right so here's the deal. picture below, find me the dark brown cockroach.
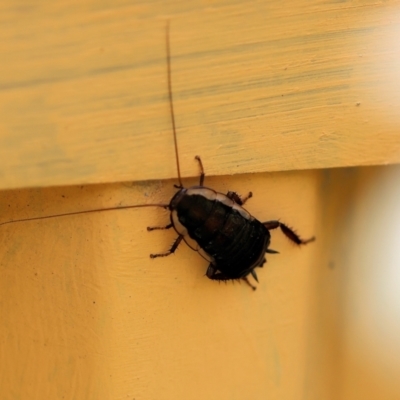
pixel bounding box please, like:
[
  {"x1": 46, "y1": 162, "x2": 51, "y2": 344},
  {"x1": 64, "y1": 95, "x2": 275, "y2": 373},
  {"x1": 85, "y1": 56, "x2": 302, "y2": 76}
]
[{"x1": 0, "y1": 23, "x2": 314, "y2": 290}]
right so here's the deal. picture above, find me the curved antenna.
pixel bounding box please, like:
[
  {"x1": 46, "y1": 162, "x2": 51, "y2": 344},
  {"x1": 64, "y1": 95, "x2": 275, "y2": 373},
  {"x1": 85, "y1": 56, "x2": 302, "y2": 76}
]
[
  {"x1": 166, "y1": 21, "x2": 183, "y2": 188},
  {"x1": 0, "y1": 203, "x2": 169, "y2": 227}
]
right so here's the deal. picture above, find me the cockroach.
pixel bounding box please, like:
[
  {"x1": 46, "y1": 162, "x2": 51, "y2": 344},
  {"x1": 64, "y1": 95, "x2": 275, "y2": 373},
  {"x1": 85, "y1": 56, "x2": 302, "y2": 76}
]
[{"x1": 0, "y1": 22, "x2": 314, "y2": 290}]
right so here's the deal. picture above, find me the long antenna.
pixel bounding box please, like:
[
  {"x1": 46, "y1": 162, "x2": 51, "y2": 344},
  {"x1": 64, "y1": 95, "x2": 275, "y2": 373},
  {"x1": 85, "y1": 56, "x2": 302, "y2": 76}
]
[
  {"x1": 166, "y1": 21, "x2": 183, "y2": 188},
  {"x1": 1, "y1": 25, "x2": 177, "y2": 228},
  {"x1": 0, "y1": 203, "x2": 169, "y2": 227}
]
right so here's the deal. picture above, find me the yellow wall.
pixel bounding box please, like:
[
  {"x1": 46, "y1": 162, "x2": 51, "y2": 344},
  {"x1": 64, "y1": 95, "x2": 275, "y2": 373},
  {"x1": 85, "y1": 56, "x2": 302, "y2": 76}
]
[
  {"x1": 1, "y1": 1, "x2": 400, "y2": 399},
  {"x1": 1, "y1": 171, "x2": 318, "y2": 399}
]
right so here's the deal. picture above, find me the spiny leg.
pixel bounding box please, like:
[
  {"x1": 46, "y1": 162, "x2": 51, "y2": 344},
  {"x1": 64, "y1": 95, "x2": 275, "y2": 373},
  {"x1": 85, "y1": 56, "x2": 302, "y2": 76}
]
[
  {"x1": 194, "y1": 155, "x2": 205, "y2": 186},
  {"x1": 241, "y1": 269, "x2": 259, "y2": 291},
  {"x1": 150, "y1": 235, "x2": 183, "y2": 258},
  {"x1": 227, "y1": 191, "x2": 253, "y2": 206},
  {"x1": 263, "y1": 220, "x2": 315, "y2": 245},
  {"x1": 240, "y1": 191, "x2": 253, "y2": 205},
  {"x1": 147, "y1": 223, "x2": 173, "y2": 231},
  {"x1": 242, "y1": 276, "x2": 257, "y2": 291}
]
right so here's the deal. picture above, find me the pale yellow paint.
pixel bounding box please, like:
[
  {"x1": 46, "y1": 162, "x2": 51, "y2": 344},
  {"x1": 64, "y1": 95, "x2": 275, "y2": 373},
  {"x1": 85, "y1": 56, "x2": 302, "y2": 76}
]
[
  {"x1": 0, "y1": 0, "x2": 400, "y2": 189},
  {"x1": 4, "y1": 167, "x2": 400, "y2": 400},
  {"x1": 1, "y1": 171, "x2": 319, "y2": 400},
  {"x1": 1, "y1": 1, "x2": 400, "y2": 399}
]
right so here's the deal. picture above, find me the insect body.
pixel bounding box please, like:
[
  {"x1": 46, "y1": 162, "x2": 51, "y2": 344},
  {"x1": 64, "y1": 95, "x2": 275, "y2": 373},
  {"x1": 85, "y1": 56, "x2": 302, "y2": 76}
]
[
  {"x1": 167, "y1": 185, "x2": 272, "y2": 287},
  {"x1": 144, "y1": 23, "x2": 315, "y2": 290},
  {"x1": 148, "y1": 154, "x2": 314, "y2": 290},
  {"x1": 0, "y1": 22, "x2": 314, "y2": 290}
]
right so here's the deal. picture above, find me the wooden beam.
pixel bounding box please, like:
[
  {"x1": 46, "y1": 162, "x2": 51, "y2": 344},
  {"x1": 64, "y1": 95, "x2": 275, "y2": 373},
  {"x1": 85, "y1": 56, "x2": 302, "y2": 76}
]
[{"x1": 0, "y1": 1, "x2": 399, "y2": 189}]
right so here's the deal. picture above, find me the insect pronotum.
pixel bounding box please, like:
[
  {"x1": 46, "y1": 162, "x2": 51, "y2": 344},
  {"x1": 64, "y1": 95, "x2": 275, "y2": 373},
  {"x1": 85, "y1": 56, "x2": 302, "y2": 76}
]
[{"x1": 0, "y1": 22, "x2": 314, "y2": 290}]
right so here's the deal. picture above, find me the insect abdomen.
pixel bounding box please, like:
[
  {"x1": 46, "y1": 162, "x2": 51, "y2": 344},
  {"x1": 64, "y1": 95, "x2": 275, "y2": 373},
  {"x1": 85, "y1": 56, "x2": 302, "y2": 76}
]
[
  {"x1": 171, "y1": 187, "x2": 270, "y2": 279},
  {"x1": 205, "y1": 214, "x2": 268, "y2": 278}
]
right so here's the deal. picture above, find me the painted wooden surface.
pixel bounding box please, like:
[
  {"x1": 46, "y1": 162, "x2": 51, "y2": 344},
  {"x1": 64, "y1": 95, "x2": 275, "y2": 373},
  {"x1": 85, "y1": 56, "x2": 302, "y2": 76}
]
[
  {"x1": 4, "y1": 167, "x2": 400, "y2": 400},
  {"x1": 1, "y1": 1, "x2": 400, "y2": 399},
  {"x1": 0, "y1": 0, "x2": 400, "y2": 190},
  {"x1": 1, "y1": 171, "x2": 319, "y2": 400}
]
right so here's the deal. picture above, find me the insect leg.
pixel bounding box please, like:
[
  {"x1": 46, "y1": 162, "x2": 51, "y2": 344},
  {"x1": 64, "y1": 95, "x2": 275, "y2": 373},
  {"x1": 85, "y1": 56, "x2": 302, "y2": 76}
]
[
  {"x1": 194, "y1": 155, "x2": 205, "y2": 186},
  {"x1": 240, "y1": 191, "x2": 253, "y2": 204},
  {"x1": 150, "y1": 235, "x2": 183, "y2": 258},
  {"x1": 263, "y1": 220, "x2": 315, "y2": 245},
  {"x1": 242, "y1": 276, "x2": 257, "y2": 291},
  {"x1": 226, "y1": 191, "x2": 253, "y2": 205},
  {"x1": 147, "y1": 223, "x2": 173, "y2": 231}
]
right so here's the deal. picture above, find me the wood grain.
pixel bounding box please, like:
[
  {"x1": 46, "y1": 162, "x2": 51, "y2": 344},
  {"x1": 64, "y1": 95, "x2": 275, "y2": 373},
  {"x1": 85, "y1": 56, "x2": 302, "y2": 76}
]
[{"x1": 0, "y1": 0, "x2": 400, "y2": 190}]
